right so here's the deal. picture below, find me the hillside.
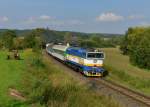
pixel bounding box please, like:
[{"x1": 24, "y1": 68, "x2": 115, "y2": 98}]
[{"x1": 0, "y1": 29, "x2": 123, "y2": 43}]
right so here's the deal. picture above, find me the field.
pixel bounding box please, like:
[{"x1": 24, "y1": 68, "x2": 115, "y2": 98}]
[
  {"x1": 102, "y1": 48, "x2": 150, "y2": 95},
  {"x1": 0, "y1": 49, "x2": 33, "y2": 106},
  {"x1": 0, "y1": 50, "x2": 120, "y2": 107}
]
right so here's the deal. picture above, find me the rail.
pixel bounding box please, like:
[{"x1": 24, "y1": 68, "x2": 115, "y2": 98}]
[
  {"x1": 95, "y1": 78, "x2": 150, "y2": 107},
  {"x1": 45, "y1": 51, "x2": 150, "y2": 107}
]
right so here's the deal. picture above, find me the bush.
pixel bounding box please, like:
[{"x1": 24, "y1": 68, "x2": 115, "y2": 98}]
[{"x1": 120, "y1": 27, "x2": 150, "y2": 69}]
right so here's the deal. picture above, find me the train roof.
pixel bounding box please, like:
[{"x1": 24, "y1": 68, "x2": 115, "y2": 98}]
[
  {"x1": 52, "y1": 45, "x2": 69, "y2": 51},
  {"x1": 67, "y1": 47, "x2": 103, "y2": 53},
  {"x1": 66, "y1": 47, "x2": 103, "y2": 58},
  {"x1": 67, "y1": 47, "x2": 86, "y2": 52}
]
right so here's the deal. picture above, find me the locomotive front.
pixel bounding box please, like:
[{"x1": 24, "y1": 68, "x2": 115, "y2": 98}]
[
  {"x1": 83, "y1": 52, "x2": 105, "y2": 76},
  {"x1": 66, "y1": 48, "x2": 105, "y2": 77}
]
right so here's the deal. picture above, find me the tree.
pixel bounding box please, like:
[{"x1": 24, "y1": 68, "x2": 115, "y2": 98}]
[
  {"x1": 120, "y1": 27, "x2": 150, "y2": 69},
  {"x1": 23, "y1": 32, "x2": 36, "y2": 48},
  {"x1": 23, "y1": 29, "x2": 44, "y2": 54},
  {"x1": 13, "y1": 37, "x2": 24, "y2": 50},
  {"x1": 64, "y1": 32, "x2": 72, "y2": 44},
  {"x1": 0, "y1": 39, "x2": 3, "y2": 49},
  {"x1": 80, "y1": 40, "x2": 97, "y2": 48},
  {"x1": 120, "y1": 34, "x2": 129, "y2": 54},
  {"x1": 2, "y1": 30, "x2": 17, "y2": 50}
]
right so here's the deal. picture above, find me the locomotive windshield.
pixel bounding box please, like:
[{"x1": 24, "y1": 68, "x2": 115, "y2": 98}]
[{"x1": 87, "y1": 53, "x2": 104, "y2": 59}]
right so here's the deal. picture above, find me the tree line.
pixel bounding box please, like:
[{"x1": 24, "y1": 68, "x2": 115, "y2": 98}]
[
  {"x1": 64, "y1": 32, "x2": 121, "y2": 48},
  {"x1": 0, "y1": 29, "x2": 45, "y2": 52},
  {"x1": 120, "y1": 27, "x2": 150, "y2": 69},
  {"x1": 0, "y1": 28, "x2": 121, "y2": 51}
]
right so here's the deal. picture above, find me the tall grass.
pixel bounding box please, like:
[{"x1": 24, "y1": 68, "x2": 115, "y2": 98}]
[
  {"x1": 105, "y1": 65, "x2": 150, "y2": 95},
  {"x1": 102, "y1": 48, "x2": 150, "y2": 95},
  {"x1": 17, "y1": 54, "x2": 121, "y2": 107}
]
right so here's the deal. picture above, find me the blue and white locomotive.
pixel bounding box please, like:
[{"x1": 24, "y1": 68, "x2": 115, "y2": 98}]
[{"x1": 46, "y1": 43, "x2": 105, "y2": 77}]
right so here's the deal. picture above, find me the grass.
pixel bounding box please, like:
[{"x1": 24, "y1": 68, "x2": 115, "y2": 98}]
[
  {"x1": 36, "y1": 55, "x2": 121, "y2": 107},
  {"x1": 19, "y1": 53, "x2": 121, "y2": 107},
  {"x1": 0, "y1": 49, "x2": 33, "y2": 106},
  {"x1": 102, "y1": 48, "x2": 150, "y2": 95},
  {"x1": 0, "y1": 49, "x2": 121, "y2": 107},
  {"x1": 1, "y1": 48, "x2": 149, "y2": 106}
]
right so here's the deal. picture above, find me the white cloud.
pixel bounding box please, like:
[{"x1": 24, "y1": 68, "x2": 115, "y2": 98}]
[
  {"x1": 25, "y1": 17, "x2": 36, "y2": 24},
  {"x1": 128, "y1": 15, "x2": 145, "y2": 20},
  {"x1": 0, "y1": 16, "x2": 9, "y2": 22},
  {"x1": 96, "y1": 12, "x2": 124, "y2": 22},
  {"x1": 39, "y1": 15, "x2": 52, "y2": 20},
  {"x1": 24, "y1": 15, "x2": 53, "y2": 24},
  {"x1": 24, "y1": 15, "x2": 83, "y2": 27}
]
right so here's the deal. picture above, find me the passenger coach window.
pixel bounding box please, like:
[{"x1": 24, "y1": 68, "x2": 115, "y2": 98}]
[{"x1": 87, "y1": 53, "x2": 104, "y2": 59}]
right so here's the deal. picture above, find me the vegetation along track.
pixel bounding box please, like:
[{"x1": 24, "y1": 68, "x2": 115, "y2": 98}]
[
  {"x1": 45, "y1": 51, "x2": 150, "y2": 107},
  {"x1": 94, "y1": 78, "x2": 150, "y2": 107}
]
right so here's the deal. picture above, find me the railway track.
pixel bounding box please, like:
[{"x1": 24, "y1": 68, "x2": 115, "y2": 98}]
[
  {"x1": 45, "y1": 51, "x2": 150, "y2": 107},
  {"x1": 94, "y1": 78, "x2": 150, "y2": 107}
]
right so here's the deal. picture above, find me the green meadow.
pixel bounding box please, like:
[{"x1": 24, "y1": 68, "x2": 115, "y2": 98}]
[{"x1": 0, "y1": 49, "x2": 33, "y2": 106}]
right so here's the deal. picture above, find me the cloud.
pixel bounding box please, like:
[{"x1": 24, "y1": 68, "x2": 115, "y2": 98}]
[
  {"x1": 39, "y1": 15, "x2": 52, "y2": 20},
  {"x1": 24, "y1": 17, "x2": 36, "y2": 24},
  {"x1": 24, "y1": 15, "x2": 54, "y2": 24},
  {"x1": 24, "y1": 15, "x2": 83, "y2": 27},
  {"x1": 128, "y1": 15, "x2": 145, "y2": 20},
  {"x1": 96, "y1": 12, "x2": 124, "y2": 22},
  {"x1": 0, "y1": 16, "x2": 9, "y2": 22}
]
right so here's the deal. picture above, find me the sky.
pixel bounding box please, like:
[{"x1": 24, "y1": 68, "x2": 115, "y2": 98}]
[{"x1": 0, "y1": 0, "x2": 150, "y2": 34}]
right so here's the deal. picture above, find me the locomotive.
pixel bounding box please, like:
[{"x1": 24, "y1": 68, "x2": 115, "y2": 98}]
[{"x1": 46, "y1": 43, "x2": 105, "y2": 77}]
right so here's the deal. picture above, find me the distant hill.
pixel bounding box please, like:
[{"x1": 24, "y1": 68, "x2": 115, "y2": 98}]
[{"x1": 0, "y1": 29, "x2": 123, "y2": 42}]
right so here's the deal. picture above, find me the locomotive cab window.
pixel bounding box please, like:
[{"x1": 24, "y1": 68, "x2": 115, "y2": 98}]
[{"x1": 87, "y1": 53, "x2": 104, "y2": 59}]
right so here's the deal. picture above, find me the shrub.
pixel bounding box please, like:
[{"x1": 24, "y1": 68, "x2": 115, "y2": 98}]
[{"x1": 120, "y1": 27, "x2": 150, "y2": 69}]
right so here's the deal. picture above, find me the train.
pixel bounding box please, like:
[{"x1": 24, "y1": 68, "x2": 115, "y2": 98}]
[{"x1": 46, "y1": 43, "x2": 105, "y2": 77}]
